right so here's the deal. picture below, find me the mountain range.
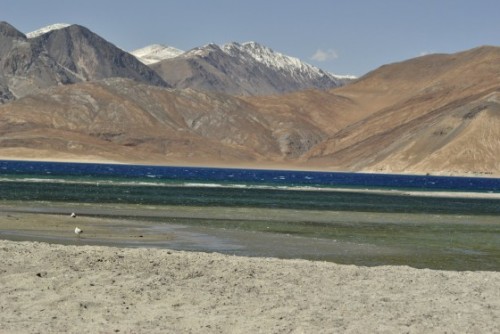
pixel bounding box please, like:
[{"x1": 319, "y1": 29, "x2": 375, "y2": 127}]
[
  {"x1": 0, "y1": 22, "x2": 350, "y2": 102},
  {"x1": 145, "y1": 41, "x2": 351, "y2": 95},
  {"x1": 0, "y1": 21, "x2": 498, "y2": 176}
]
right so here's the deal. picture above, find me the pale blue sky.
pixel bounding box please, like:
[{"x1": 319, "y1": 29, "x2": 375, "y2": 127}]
[{"x1": 3, "y1": 0, "x2": 500, "y2": 76}]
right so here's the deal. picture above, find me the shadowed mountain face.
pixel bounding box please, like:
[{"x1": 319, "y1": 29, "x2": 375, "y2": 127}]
[
  {"x1": 30, "y1": 25, "x2": 167, "y2": 85},
  {"x1": 0, "y1": 22, "x2": 167, "y2": 102},
  {"x1": 0, "y1": 21, "x2": 73, "y2": 101}
]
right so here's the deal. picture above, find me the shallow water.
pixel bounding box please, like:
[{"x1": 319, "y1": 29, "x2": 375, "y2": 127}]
[
  {"x1": 136, "y1": 209, "x2": 500, "y2": 271},
  {"x1": 1, "y1": 202, "x2": 498, "y2": 271}
]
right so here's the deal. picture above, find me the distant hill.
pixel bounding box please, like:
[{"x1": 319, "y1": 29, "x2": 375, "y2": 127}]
[
  {"x1": 304, "y1": 46, "x2": 500, "y2": 175},
  {"x1": 0, "y1": 78, "x2": 346, "y2": 165}
]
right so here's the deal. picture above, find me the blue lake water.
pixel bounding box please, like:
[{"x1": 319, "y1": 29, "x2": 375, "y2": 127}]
[{"x1": 1, "y1": 160, "x2": 499, "y2": 192}]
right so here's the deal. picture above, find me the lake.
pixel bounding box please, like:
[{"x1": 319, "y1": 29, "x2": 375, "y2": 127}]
[{"x1": 0, "y1": 160, "x2": 499, "y2": 271}]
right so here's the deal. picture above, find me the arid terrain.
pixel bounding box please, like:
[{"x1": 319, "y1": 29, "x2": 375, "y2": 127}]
[{"x1": 1, "y1": 20, "x2": 499, "y2": 175}]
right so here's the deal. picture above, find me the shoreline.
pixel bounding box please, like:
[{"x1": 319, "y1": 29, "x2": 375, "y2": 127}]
[
  {"x1": 1, "y1": 157, "x2": 499, "y2": 178},
  {"x1": 1, "y1": 195, "x2": 499, "y2": 331},
  {"x1": 1, "y1": 201, "x2": 499, "y2": 271},
  {"x1": 1, "y1": 239, "x2": 499, "y2": 333}
]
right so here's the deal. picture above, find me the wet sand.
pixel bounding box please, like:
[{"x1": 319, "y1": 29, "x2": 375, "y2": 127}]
[
  {"x1": 0, "y1": 201, "x2": 401, "y2": 259},
  {"x1": 1, "y1": 200, "x2": 499, "y2": 269}
]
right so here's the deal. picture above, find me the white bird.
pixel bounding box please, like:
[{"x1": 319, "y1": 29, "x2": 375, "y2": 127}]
[
  {"x1": 70, "y1": 212, "x2": 77, "y2": 218},
  {"x1": 74, "y1": 227, "x2": 83, "y2": 236}
]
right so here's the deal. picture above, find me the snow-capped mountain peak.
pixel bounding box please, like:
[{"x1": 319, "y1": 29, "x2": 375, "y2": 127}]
[
  {"x1": 26, "y1": 23, "x2": 71, "y2": 38},
  {"x1": 222, "y1": 41, "x2": 348, "y2": 82},
  {"x1": 131, "y1": 44, "x2": 184, "y2": 65},
  {"x1": 227, "y1": 41, "x2": 310, "y2": 71},
  {"x1": 181, "y1": 43, "x2": 224, "y2": 58}
]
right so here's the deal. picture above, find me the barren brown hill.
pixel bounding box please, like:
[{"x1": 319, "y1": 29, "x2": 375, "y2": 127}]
[
  {"x1": 0, "y1": 78, "x2": 350, "y2": 167},
  {"x1": 304, "y1": 46, "x2": 500, "y2": 175},
  {"x1": 0, "y1": 46, "x2": 499, "y2": 175}
]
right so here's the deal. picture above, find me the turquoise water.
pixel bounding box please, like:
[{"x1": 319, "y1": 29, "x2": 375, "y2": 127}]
[{"x1": 0, "y1": 180, "x2": 499, "y2": 215}]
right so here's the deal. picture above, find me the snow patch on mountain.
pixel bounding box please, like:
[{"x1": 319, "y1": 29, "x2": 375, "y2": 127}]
[
  {"x1": 182, "y1": 43, "x2": 222, "y2": 58},
  {"x1": 222, "y1": 41, "x2": 352, "y2": 81},
  {"x1": 158, "y1": 41, "x2": 353, "y2": 81},
  {"x1": 26, "y1": 23, "x2": 71, "y2": 38},
  {"x1": 331, "y1": 74, "x2": 357, "y2": 80},
  {"x1": 224, "y1": 42, "x2": 306, "y2": 71},
  {"x1": 131, "y1": 44, "x2": 184, "y2": 64}
]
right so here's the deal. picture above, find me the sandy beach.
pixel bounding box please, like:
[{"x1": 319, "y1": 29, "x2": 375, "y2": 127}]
[
  {"x1": 0, "y1": 195, "x2": 499, "y2": 332},
  {"x1": 0, "y1": 239, "x2": 499, "y2": 333}
]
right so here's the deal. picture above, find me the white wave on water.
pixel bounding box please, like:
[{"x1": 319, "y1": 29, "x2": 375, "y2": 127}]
[
  {"x1": 1, "y1": 177, "x2": 499, "y2": 199},
  {"x1": 0, "y1": 177, "x2": 325, "y2": 192}
]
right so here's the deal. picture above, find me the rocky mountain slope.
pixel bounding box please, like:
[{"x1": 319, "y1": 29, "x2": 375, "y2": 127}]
[
  {"x1": 0, "y1": 22, "x2": 167, "y2": 103},
  {"x1": 2, "y1": 21, "x2": 352, "y2": 102},
  {"x1": 0, "y1": 21, "x2": 498, "y2": 175},
  {"x1": 150, "y1": 42, "x2": 350, "y2": 96},
  {"x1": 0, "y1": 77, "x2": 350, "y2": 166}
]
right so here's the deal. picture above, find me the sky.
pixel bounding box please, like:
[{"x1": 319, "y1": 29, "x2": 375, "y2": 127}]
[{"x1": 3, "y1": 0, "x2": 500, "y2": 77}]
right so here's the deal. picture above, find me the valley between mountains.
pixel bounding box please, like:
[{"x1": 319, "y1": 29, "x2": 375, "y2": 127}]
[{"x1": 0, "y1": 22, "x2": 499, "y2": 176}]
